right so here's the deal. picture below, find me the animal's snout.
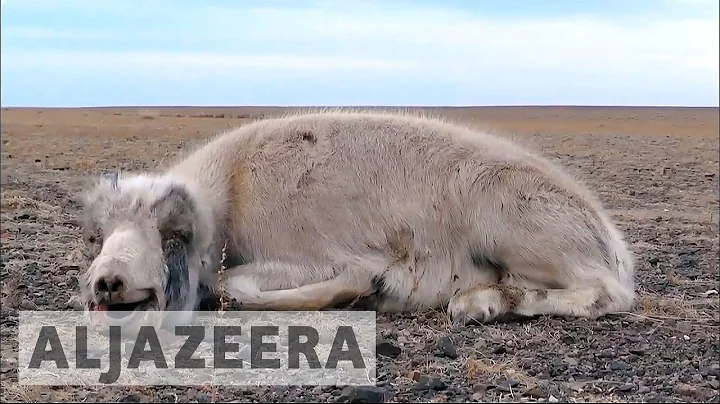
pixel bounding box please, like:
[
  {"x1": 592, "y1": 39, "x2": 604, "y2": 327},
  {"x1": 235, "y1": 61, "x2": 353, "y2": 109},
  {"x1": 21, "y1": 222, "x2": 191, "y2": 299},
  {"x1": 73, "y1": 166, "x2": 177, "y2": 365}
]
[{"x1": 94, "y1": 275, "x2": 127, "y2": 302}]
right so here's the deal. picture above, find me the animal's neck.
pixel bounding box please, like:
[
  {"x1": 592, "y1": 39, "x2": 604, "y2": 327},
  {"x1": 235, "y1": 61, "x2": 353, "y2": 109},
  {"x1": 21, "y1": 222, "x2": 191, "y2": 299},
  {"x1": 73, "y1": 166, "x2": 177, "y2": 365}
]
[
  {"x1": 163, "y1": 148, "x2": 236, "y2": 271},
  {"x1": 163, "y1": 129, "x2": 251, "y2": 274}
]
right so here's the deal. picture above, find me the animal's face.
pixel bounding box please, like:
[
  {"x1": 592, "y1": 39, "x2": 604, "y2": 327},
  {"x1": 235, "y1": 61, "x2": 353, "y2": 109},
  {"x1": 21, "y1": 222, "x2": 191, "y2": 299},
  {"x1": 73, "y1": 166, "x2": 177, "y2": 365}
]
[{"x1": 77, "y1": 172, "x2": 201, "y2": 317}]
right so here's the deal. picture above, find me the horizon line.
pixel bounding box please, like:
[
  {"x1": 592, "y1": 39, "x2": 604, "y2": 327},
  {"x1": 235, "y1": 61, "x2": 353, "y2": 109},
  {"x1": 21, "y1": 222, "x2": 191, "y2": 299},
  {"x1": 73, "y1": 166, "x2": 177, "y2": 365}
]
[{"x1": 2, "y1": 104, "x2": 719, "y2": 110}]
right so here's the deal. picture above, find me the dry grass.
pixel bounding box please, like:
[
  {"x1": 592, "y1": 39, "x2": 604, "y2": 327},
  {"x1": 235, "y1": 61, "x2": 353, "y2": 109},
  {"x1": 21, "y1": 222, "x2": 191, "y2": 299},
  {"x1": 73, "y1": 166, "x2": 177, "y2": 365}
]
[
  {"x1": 0, "y1": 192, "x2": 56, "y2": 212},
  {"x1": 138, "y1": 109, "x2": 159, "y2": 120},
  {"x1": 637, "y1": 293, "x2": 718, "y2": 322},
  {"x1": 610, "y1": 292, "x2": 720, "y2": 330},
  {"x1": 215, "y1": 241, "x2": 231, "y2": 313},
  {"x1": 464, "y1": 356, "x2": 532, "y2": 385},
  {"x1": 0, "y1": 385, "x2": 77, "y2": 403}
]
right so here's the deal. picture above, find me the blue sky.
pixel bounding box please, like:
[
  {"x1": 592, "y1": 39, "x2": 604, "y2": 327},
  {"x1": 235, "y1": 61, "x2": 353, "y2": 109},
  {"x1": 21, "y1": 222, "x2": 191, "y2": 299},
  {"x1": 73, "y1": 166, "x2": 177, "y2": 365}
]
[{"x1": 1, "y1": 0, "x2": 718, "y2": 107}]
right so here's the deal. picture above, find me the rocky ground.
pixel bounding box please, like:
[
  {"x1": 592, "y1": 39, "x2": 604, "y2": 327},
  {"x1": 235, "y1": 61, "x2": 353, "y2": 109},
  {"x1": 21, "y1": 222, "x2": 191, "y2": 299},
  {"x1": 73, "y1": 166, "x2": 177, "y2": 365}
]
[{"x1": 1, "y1": 106, "x2": 718, "y2": 402}]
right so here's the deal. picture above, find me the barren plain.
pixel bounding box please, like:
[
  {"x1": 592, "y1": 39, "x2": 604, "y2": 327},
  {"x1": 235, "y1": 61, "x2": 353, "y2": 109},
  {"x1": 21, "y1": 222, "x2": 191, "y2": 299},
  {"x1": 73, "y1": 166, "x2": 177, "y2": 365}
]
[{"x1": 1, "y1": 106, "x2": 719, "y2": 403}]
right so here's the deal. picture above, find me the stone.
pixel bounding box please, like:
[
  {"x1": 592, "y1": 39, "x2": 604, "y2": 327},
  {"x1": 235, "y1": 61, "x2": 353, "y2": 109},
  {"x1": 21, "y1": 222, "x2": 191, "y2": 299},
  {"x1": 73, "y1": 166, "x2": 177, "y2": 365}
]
[
  {"x1": 437, "y1": 335, "x2": 458, "y2": 359},
  {"x1": 336, "y1": 386, "x2": 390, "y2": 403},
  {"x1": 376, "y1": 339, "x2": 402, "y2": 358}
]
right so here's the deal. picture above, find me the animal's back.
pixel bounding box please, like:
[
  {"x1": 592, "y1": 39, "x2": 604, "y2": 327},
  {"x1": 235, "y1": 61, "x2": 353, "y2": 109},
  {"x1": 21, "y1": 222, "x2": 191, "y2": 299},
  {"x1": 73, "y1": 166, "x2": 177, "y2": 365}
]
[{"x1": 193, "y1": 110, "x2": 572, "y2": 264}]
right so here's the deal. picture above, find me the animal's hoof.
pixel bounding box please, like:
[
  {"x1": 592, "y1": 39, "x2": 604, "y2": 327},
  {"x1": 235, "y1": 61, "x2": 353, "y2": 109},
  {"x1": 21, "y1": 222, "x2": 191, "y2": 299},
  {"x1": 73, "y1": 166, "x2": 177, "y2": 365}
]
[{"x1": 447, "y1": 288, "x2": 505, "y2": 325}]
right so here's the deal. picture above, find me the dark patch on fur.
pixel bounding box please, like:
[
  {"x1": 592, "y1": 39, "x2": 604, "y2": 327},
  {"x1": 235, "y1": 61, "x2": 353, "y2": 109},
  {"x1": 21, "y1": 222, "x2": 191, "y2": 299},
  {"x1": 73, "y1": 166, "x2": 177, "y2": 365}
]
[
  {"x1": 330, "y1": 275, "x2": 385, "y2": 311},
  {"x1": 494, "y1": 284, "x2": 524, "y2": 310},
  {"x1": 299, "y1": 131, "x2": 317, "y2": 144},
  {"x1": 163, "y1": 238, "x2": 190, "y2": 311},
  {"x1": 371, "y1": 275, "x2": 387, "y2": 294},
  {"x1": 150, "y1": 184, "x2": 199, "y2": 311},
  {"x1": 297, "y1": 169, "x2": 314, "y2": 189},
  {"x1": 387, "y1": 227, "x2": 414, "y2": 263},
  {"x1": 220, "y1": 249, "x2": 248, "y2": 269},
  {"x1": 151, "y1": 184, "x2": 197, "y2": 243},
  {"x1": 471, "y1": 252, "x2": 507, "y2": 277},
  {"x1": 82, "y1": 222, "x2": 104, "y2": 260},
  {"x1": 195, "y1": 282, "x2": 220, "y2": 311}
]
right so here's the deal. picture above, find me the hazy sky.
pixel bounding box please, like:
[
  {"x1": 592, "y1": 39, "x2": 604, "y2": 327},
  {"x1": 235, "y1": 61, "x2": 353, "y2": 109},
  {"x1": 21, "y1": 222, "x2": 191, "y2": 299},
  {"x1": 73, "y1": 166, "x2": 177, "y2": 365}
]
[{"x1": 1, "y1": 0, "x2": 718, "y2": 107}]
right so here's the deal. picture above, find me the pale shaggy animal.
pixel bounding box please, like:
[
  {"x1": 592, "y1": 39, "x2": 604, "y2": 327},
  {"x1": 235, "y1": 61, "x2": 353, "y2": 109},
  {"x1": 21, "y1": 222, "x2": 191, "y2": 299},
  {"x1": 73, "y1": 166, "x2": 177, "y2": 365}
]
[{"x1": 76, "y1": 109, "x2": 636, "y2": 325}]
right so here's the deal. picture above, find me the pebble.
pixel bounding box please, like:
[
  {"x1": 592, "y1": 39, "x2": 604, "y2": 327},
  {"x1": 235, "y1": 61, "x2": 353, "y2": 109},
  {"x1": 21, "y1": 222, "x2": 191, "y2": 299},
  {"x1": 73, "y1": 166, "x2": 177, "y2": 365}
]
[
  {"x1": 336, "y1": 386, "x2": 389, "y2": 403},
  {"x1": 701, "y1": 363, "x2": 719, "y2": 377},
  {"x1": 19, "y1": 299, "x2": 36, "y2": 310},
  {"x1": 673, "y1": 382, "x2": 711, "y2": 399},
  {"x1": 376, "y1": 339, "x2": 402, "y2": 358},
  {"x1": 415, "y1": 375, "x2": 447, "y2": 391},
  {"x1": 548, "y1": 394, "x2": 559, "y2": 403},
  {"x1": 501, "y1": 378, "x2": 520, "y2": 389},
  {"x1": 676, "y1": 321, "x2": 693, "y2": 332},
  {"x1": 610, "y1": 361, "x2": 629, "y2": 371},
  {"x1": 436, "y1": 335, "x2": 458, "y2": 359},
  {"x1": 194, "y1": 393, "x2": 210, "y2": 403},
  {"x1": 598, "y1": 349, "x2": 616, "y2": 358},
  {"x1": 564, "y1": 357, "x2": 579, "y2": 366},
  {"x1": 629, "y1": 348, "x2": 645, "y2": 356},
  {"x1": 0, "y1": 357, "x2": 17, "y2": 373},
  {"x1": 617, "y1": 383, "x2": 635, "y2": 392},
  {"x1": 118, "y1": 395, "x2": 142, "y2": 403},
  {"x1": 473, "y1": 338, "x2": 487, "y2": 349},
  {"x1": 523, "y1": 385, "x2": 548, "y2": 399},
  {"x1": 493, "y1": 346, "x2": 507, "y2": 355}
]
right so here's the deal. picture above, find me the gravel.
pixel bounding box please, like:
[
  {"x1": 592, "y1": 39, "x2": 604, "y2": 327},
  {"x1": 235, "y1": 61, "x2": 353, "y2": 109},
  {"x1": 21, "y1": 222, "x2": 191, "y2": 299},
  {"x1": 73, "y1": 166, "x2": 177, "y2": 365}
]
[{"x1": 2, "y1": 126, "x2": 718, "y2": 403}]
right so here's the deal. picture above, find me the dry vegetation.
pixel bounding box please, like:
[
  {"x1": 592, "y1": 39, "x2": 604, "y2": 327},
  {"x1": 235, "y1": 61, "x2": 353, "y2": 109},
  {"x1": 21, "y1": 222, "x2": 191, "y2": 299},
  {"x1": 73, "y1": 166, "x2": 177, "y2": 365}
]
[{"x1": 1, "y1": 105, "x2": 718, "y2": 403}]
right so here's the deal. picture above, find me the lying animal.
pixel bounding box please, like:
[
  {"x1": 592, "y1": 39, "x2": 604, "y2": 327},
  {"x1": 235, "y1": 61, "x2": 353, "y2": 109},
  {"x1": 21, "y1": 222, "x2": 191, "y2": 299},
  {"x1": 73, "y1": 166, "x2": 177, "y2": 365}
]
[{"x1": 77, "y1": 109, "x2": 636, "y2": 324}]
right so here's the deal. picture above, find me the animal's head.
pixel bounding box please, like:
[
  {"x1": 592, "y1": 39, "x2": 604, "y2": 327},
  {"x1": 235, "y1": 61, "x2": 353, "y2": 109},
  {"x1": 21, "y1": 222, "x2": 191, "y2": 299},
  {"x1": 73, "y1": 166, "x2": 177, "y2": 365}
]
[{"x1": 77, "y1": 171, "x2": 206, "y2": 318}]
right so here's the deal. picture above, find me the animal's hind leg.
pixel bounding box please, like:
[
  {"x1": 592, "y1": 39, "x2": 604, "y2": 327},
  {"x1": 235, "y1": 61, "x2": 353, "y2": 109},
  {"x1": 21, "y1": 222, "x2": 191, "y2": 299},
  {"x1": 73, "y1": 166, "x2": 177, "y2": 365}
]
[{"x1": 448, "y1": 270, "x2": 634, "y2": 324}]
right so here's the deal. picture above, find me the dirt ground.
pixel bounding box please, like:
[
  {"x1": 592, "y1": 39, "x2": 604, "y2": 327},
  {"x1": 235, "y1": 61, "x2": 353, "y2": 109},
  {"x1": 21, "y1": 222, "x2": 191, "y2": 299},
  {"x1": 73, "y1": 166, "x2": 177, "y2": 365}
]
[{"x1": 1, "y1": 106, "x2": 718, "y2": 403}]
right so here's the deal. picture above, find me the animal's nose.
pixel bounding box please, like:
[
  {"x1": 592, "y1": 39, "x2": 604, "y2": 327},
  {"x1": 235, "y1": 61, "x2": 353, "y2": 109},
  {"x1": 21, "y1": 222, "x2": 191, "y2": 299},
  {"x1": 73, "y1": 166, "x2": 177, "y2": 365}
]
[{"x1": 94, "y1": 275, "x2": 126, "y2": 301}]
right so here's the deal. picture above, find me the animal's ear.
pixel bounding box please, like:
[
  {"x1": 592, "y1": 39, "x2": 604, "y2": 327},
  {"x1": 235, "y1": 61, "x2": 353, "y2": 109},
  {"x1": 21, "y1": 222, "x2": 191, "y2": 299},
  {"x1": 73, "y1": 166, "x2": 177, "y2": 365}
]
[
  {"x1": 99, "y1": 170, "x2": 120, "y2": 190},
  {"x1": 151, "y1": 184, "x2": 196, "y2": 244},
  {"x1": 77, "y1": 170, "x2": 121, "y2": 208}
]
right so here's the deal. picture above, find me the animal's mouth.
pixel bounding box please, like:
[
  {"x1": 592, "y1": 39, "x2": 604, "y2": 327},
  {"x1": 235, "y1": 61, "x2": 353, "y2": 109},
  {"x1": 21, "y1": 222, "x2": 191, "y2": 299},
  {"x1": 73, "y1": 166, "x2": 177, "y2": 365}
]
[{"x1": 90, "y1": 289, "x2": 159, "y2": 317}]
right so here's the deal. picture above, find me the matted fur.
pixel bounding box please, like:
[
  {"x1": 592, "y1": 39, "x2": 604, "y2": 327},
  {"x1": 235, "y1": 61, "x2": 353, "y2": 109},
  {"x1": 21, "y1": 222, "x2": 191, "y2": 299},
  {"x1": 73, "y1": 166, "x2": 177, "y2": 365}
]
[{"x1": 77, "y1": 109, "x2": 636, "y2": 324}]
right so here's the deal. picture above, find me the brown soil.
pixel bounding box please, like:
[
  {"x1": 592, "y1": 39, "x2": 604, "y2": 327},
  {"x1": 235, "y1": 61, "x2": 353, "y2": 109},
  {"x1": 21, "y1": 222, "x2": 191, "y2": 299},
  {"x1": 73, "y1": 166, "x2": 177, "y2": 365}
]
[{"x1": 1, "y1": 106, "x2": 719, "y2": 403}]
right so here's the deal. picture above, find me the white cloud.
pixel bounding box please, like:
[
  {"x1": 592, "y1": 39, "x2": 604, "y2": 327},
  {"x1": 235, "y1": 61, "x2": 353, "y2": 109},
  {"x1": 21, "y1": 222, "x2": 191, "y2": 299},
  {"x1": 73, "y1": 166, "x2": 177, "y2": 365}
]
[
  {"x1": 4, "y1": 4, "x2": 718, "y2": 74},
  {"x1": 1, "y1": 0, "x2": 718, "y2": 106},
  {"x1": 0, "y1": 50, "x2": 417, "y2": 73}
]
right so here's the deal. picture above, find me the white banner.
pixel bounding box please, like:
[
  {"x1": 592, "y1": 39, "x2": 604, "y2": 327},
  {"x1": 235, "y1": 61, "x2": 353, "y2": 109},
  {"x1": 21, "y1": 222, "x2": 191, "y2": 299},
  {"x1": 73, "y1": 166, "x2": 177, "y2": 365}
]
[{"x1": 18, "y1": 310, "x2": 377, "y2": 387}]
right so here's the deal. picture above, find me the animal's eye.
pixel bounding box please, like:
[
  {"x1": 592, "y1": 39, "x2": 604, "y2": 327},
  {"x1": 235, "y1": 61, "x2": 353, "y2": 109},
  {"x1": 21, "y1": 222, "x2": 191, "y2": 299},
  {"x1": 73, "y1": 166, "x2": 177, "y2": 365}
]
[{"x1": 87, "y1": 231, "x2": 102, "y2": 245}]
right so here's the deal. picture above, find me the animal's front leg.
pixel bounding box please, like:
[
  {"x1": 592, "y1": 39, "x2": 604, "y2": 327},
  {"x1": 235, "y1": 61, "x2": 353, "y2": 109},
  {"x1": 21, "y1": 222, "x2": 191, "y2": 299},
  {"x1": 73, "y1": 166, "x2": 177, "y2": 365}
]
[{"x1": 222, "y1": 262, "x2": 377, "y2": 311}]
